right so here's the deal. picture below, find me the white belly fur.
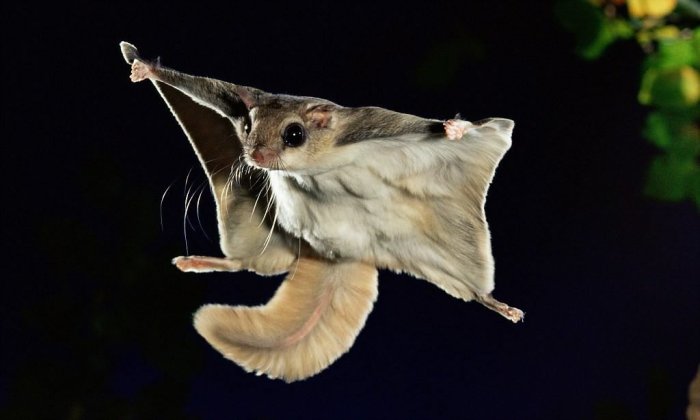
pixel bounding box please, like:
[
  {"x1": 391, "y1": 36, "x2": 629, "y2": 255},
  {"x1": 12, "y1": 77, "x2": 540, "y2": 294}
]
[{"x1": 269, "y1": 167, "x2": 406, "y2": 262}]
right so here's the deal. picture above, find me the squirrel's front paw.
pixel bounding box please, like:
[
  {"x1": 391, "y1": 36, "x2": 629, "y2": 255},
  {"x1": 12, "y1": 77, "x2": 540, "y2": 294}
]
[
  {"x1": 130, "y1": 60, "x2": 153, "y2": 83},
  {"x1": 443, "y1": 119, "x2": 472, "y2": 140}
]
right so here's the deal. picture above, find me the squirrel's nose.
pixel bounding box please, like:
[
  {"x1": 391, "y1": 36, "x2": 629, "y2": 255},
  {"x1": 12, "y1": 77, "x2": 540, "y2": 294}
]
[{"x1": 251, "y1": 146, "x2": 277, "y2": 167}]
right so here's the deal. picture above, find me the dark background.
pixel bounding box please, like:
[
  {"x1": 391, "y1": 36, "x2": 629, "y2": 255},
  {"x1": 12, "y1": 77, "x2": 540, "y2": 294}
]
[{"x1": 2, "y1": 2, "x2": 698, "y2": 419}]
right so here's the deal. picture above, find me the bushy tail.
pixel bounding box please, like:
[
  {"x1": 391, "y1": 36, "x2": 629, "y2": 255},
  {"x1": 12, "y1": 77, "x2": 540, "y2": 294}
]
[{"x1": 193, "y1": 257, "x2": 379, "y2": 382}]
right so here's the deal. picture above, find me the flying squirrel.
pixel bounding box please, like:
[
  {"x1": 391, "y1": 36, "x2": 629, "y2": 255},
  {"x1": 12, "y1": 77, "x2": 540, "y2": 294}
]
[{"x1": 119, "y1": 41, "x2": 524, "y2": 382}]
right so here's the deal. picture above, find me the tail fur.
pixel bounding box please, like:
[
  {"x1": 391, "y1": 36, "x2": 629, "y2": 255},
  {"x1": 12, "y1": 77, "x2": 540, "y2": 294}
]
[{"x1": 193, "y1": 257, "x2": 379, "y2": 382}]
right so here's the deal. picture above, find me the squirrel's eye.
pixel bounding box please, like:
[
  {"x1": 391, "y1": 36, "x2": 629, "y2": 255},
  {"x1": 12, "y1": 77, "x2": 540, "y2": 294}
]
[
  {"x1": 243, "y1": 119, "x2": 251, "y2": 134},
  {"x1": 282, "y1": 123, "x2": 306, "y2": 148}
]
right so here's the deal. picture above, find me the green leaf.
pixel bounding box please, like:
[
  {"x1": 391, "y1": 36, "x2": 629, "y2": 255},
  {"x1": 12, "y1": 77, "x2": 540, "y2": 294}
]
[
  {"x1": 644, "y1": 112, "x2": 674, "y2": 148},
  {"x1": 608, "y1": 18, "x2": 635, "y2": 40},
  {"x1": 639, "y1": 66, "x2": 700, "y2": 108},
  {"x1": 657, "y1": 38, "x2": 699, "y2": 69},
  {"x1": 643, "y1": 110, "x2": 700, "y2": 156},
  {"x1": 643, "y1": 34, "x2": 700, "y2": 74},
  {"x1": 554, "y1": 0, "x2": 621, "y2": 60},
  {"x1": 644, "y1": 154, "x2": 699, "y2": 201}
]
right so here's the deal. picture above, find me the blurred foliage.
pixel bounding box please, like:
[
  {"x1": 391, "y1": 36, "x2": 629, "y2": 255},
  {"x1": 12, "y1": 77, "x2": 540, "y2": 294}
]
[{"x1": 556, "y1": 0, "x2": 700, "y2": 207}]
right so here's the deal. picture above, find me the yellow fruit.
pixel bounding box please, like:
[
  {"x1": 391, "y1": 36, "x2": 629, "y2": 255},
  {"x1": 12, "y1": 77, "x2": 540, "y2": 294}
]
[{"x1": 627, "y1": 0, "x2": 678, "y2": 18}]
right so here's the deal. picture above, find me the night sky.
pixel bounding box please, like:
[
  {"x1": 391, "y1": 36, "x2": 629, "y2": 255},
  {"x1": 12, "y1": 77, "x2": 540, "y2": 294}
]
[{"x1": 3, "y1": 2, "x2": 699, "y2": 419}]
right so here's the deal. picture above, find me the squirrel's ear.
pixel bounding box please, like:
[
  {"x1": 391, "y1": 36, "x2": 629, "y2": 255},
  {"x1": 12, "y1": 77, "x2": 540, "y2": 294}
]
[
  {"x1": 233, "y1": 86, "x2": 261, "y2": 110},
  {"x1": 305, "y1": 104, "x2": 337, "y2": 129}
]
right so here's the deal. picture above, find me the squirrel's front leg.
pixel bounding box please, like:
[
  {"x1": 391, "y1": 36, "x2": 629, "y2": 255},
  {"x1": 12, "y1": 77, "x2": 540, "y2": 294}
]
[
  {"x1": 172, "y1": 256, "x2": 242, "y2": 273},
  {"x1": 173, "y1": 247, "x2": 297, "y2": 276},
  {"x1": 122, "y1": 41, "x2": 245, "y2": 116}
]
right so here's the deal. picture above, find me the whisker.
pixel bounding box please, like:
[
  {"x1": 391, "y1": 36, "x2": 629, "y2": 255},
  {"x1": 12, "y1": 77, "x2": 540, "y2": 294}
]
[
  {"x1": 183, "y1": 167, "x2": 194, "y2": 255},
  {"x1": 195, "y1": 182, "x2": 212, "y2": 242},
  {"x1": 205, "y1": 164, "x2": 231, "y2": 227},
  {"x1": 260, "y1": 192, "x2": 279, "y2": 256},
  {"x1": 160, "y1": 181, "x2": 176, "y2": 231},
  {"x1": 234, "y1": 155, "x2": 246, "y2": 184},
  {"x1": 288, "y1": 159, "x2": 303, "y2": 275},
  {"x1": 259, "y1": 177, "x2": 275, "y2": 228},
  {"x1": 250, "y1": 180, "x2": 265, "y2": 222},
  {"x1": 259, "y1": 154, "x2": 292, "y2": 255},
  {"x1": 287, "y1": 236, "x2": 303, "y2": 282},
  {"x1": 208, "y1": 163, "x2": 232, "y2": 181},
  {"x1": 185, "y1": 184, "x2": 199, "y2": 232},
  {"x1": 200, "y1": 155, "x2": 229, "y2": 168},
  {"x1": 221, "y1": 163, "x2": 237, "y2": 219},
  {"x1": 248, "y1": 160, "x2": 268, "y2": 188}
]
